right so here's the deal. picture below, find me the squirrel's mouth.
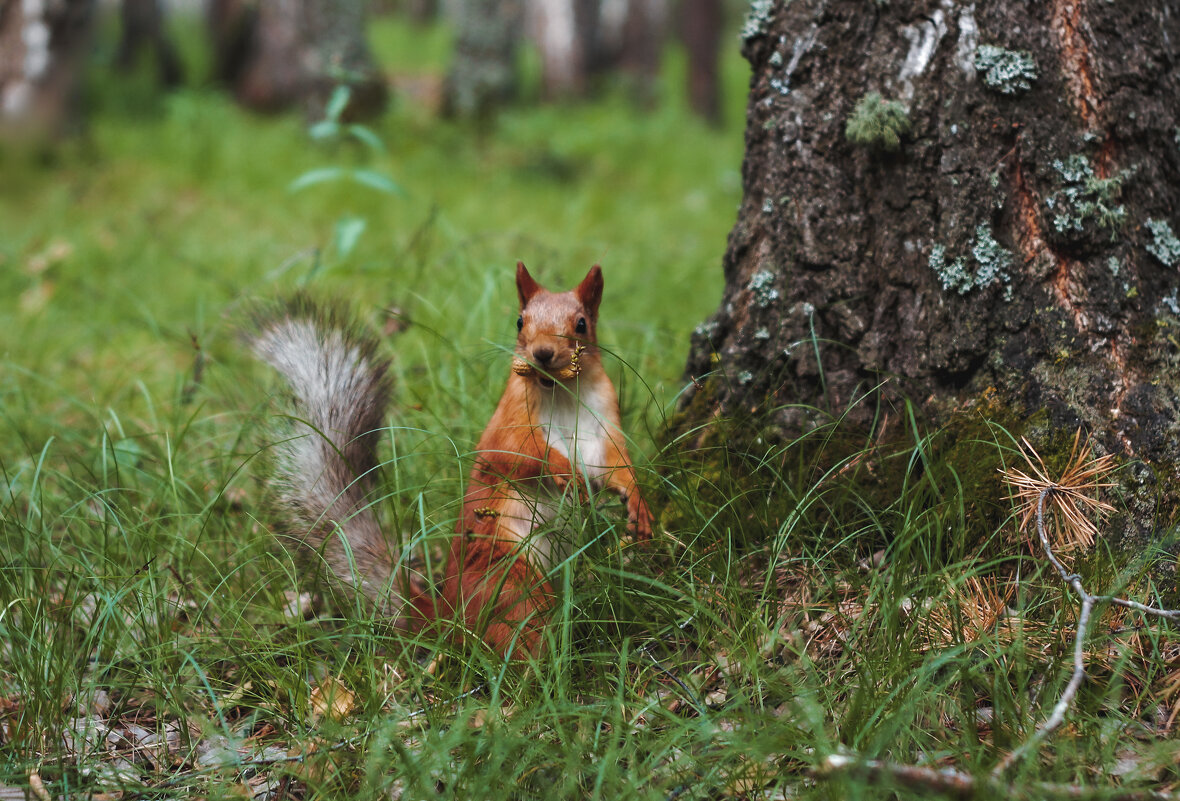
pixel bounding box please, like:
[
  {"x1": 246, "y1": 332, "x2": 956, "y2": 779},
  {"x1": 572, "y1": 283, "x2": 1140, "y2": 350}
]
[{"x1": 534, "y1": 361, "x2": 578, "y2": 387}]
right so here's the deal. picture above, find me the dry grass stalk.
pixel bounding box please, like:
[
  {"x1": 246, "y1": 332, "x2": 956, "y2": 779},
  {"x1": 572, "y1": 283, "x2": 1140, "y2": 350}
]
[{"x1": 1158, "y1": 645, "x2": 1180, "y2": 728}]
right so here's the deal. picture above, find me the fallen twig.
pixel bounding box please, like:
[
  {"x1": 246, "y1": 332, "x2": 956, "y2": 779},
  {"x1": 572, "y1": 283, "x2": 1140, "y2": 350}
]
[
  {"x1": 993, "y1": 485, "x2": 1180, "y2": 776},
  {"x1": 820, "y1": 753, "x2": 1178, "y2": 800},
  {"x1": 818, "y1": 438, "x2": 1180, "y2": 798}
]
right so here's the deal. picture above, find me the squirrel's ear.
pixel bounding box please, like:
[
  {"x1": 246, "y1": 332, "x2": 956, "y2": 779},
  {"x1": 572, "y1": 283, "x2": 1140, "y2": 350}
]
[
  {"x1": 576, "y1": 264, "x2": 603, "y2": 317},
  {"x1": 517, "y1": 261, "x2": 543, "y2": 308}
]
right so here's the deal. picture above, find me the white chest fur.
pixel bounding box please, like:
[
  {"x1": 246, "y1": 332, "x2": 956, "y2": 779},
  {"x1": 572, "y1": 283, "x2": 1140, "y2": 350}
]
[{"x1": 536, "y1": 381, "x2": 617, "y2": 483}]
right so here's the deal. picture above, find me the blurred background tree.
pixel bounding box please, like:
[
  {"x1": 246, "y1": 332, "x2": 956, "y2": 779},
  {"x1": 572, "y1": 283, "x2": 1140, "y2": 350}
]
[
  {"x1": 207, "y1": 0, "x2": 388, "y2": 120},
  {"x1": 115, "y1": 0, "x2": 183, "y2": 88},
  {"x1": 440, "y1": 0, "x2": 524, "y2": 119},
  {"x1": 527, "y1": 0, "x2": 666, "y2": 104},
  {"x1": 0, "y1": 0, "x2": 95, "y2": 139},
  {"x1": 681, "y1": 0, "x2": 722, "y2": 125},
  {"x1": 1, "y1": 0, "x2": 734, "y2": 137}
]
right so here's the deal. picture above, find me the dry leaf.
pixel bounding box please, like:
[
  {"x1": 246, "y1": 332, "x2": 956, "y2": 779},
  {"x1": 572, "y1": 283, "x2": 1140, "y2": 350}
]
[
  {"x1": 19, "y1": 281, "x2": 55, "y2": 315},
  {"x1": 310, "y1": 676, "x2": 356, "y2": 722}
]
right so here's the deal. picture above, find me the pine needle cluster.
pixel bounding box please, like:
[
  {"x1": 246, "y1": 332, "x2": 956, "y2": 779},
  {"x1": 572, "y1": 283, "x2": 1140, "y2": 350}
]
[{"x1": 1002, "y1": 429, "x2": 1116, "y2": 552}]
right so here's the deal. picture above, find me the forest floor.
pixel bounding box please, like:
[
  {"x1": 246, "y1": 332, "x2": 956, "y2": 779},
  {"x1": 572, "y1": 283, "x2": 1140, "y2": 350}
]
[{"x1": 1, "y1": 12, "x2": 1177, "y2": 801}]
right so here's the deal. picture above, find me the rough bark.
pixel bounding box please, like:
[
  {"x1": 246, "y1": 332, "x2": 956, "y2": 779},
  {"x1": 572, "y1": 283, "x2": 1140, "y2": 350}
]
[
  {"x1": 0, "y1": 0, "x2": 95, "y2": 139},
  {"x1": 441, "y1": 0, "x2": 524, "y2": 118},
  {"x1": 681, "y1": 1, "x2": 1180, "y2": 554},
  {"x1": 209, "y1": 0, "x2": 387, "y2": 121}
]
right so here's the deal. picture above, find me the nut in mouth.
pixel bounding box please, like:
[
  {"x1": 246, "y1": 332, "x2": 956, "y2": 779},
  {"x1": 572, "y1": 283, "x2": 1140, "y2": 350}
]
[{"x1": 511, "y1": 343, "x2": 585, "y2": 387}]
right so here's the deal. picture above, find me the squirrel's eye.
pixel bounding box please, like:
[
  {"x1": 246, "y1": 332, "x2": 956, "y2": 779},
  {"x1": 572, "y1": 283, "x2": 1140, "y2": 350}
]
[
  {"x1": 517, "y1": 316, "x2": 524, "y2": 332},
  {"x1": 575, "y1": 317, "x2": 587, "y2": 334}
]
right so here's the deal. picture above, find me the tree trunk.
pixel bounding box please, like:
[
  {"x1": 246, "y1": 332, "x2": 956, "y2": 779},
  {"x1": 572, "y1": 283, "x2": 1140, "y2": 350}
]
[
  {"x1": 601, "y1": 0, "x2": 666, "y2": 107},
  {"x1": 115, "y1": 0, "x2": 183, "y2": 88},
  {"x1": 441, "y1": 0, "x2": 524, "y2": 118},
  {"x1": 0, "y1": 0, "x2": 94, "y2": 139},
  {"x1": 207, "y1": 0, "x2": 255, "y2": 87},
  {"x1": 210, "y1": 0, "x2": 387, "y2": 121},
  {"x1": 401, "y1": 0, "x2": 439, "y2": 24},
  {"x1": 527, "y1": 0, "x2": 587, "y2": 99},
  {"x1": 527, "y1": 0, "x2": 665, "y2": 103},
  {"x1": 681, "y1": 0, "x2": 722, "y2": 124},
  {"x1": 681, "y1": 1, "x2": 1180, "y2": 552}
]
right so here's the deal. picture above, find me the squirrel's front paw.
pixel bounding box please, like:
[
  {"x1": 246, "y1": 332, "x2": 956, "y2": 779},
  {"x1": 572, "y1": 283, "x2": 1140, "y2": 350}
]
[
  {"x1": 627, "y1": 494, "x2": 653, "y2": 541},
  {"x1": 553, "y1": 472, "x2": 590, "y2": 504}
]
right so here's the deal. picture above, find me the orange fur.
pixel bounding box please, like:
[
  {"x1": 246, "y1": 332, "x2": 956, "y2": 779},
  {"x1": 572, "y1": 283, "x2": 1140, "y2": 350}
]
[
  {"x1": 417, "y1": 262, "x2": 652, "y2": 660},
  {"x1": 259, "y1": 269, "x2": 652, "y2": 662}
]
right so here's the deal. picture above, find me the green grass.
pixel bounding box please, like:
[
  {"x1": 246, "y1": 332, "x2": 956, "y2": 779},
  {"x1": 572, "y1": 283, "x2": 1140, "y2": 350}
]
[{"x1": 1, "y1": 11, "x2": 1177, "y2": 801}]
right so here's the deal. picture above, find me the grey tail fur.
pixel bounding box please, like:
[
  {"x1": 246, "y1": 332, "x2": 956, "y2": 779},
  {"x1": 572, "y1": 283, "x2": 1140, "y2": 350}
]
[{"x1": 248, "y1": 295, "x2": 407, "y2": 617}]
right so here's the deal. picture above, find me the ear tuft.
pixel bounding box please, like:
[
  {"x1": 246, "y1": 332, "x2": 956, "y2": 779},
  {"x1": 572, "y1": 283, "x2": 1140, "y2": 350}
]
[
  {"x1": 576, "y1": 264, "x2": 604, "y2": 317},
  {"x1": 516, "y1": 261, "x2": 543, "y2": 308}
]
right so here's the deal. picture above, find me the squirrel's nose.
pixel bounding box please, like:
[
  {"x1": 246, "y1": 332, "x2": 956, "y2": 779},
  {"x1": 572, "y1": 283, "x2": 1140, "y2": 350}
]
[{"x1": 533, "y1": 347, "x2": 554, "y2": 366}]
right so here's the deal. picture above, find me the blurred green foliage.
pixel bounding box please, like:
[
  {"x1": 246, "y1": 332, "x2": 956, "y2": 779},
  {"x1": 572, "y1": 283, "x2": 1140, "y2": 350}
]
[{"x1": 0, "y1": 12, "x2": 748, "y2": 454}]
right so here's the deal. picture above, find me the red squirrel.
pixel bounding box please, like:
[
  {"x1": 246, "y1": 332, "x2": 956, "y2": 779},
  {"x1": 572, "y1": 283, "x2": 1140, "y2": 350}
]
[{"x1": 250, "y1": 263, "x2": 652, "y2": 659}]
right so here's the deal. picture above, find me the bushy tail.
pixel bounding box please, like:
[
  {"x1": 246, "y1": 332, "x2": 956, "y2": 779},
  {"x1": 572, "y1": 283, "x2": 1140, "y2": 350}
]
[{"x1": 249, "y1": 297, "x2": 408, "y2": 617}]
